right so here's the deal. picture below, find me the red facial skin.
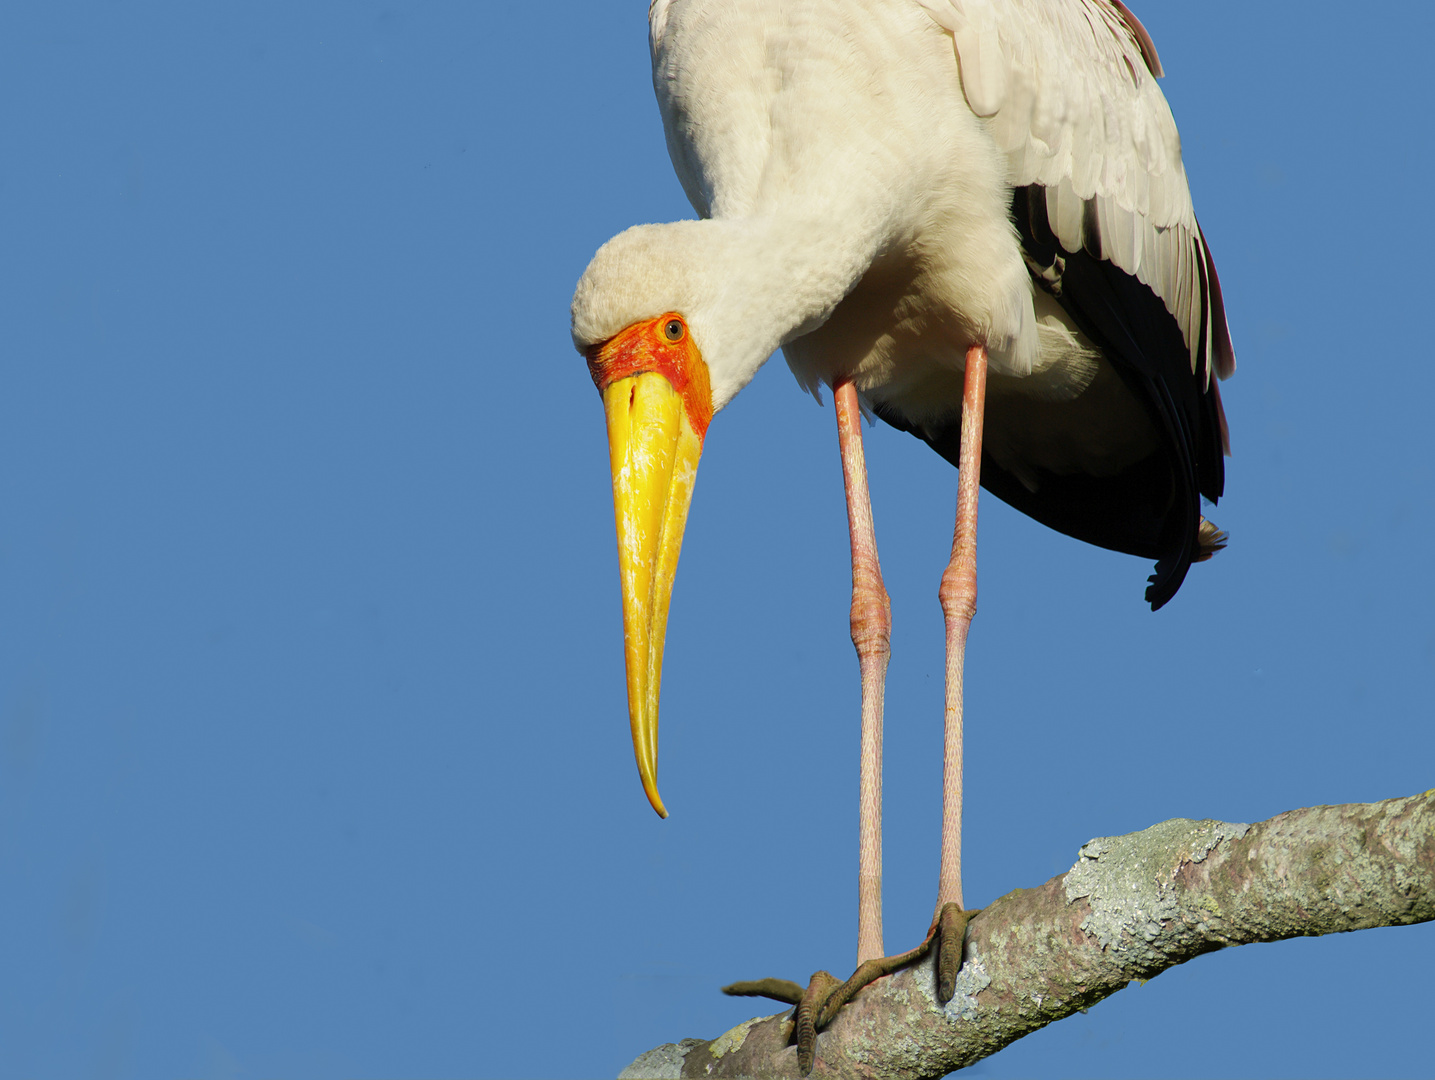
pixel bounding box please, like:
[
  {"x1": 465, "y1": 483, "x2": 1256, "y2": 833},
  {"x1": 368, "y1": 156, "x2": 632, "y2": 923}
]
[{"x1": 586, "y1": 313, "x2": 713, "y2": 441}]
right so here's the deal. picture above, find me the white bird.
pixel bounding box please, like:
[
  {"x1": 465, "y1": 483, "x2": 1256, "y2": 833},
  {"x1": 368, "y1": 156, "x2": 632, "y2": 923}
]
[{"x1": 573, "y1": 0, "x2": 1232, "y2": 1067}]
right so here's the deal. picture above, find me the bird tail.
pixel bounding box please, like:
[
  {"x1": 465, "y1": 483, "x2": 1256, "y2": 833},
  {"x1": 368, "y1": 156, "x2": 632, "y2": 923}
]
[{"x1": 1193, "y1": 517, "x2": 1228, "y2": 563}]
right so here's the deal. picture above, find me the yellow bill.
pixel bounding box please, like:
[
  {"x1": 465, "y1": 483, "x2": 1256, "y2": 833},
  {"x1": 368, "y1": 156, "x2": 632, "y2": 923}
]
[{"x1": 602, "y1": 372, "x2": 704, "y2": 818}]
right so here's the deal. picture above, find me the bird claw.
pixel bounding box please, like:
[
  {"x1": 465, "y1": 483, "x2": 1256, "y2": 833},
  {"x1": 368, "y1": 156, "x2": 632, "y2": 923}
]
[
  {"x1": 720, "y1": 976, "x2": 806, "y2": 1005},
  {"x1": 720, "y1": 907, "x2": 981, "y2": 1075},
  {"x1": 794, "y1": 970, "x2": 842, "y2": 1073},
  {"x1": 722, "y1": 971, "x2": 838, "y2": 1074},
  {"x1": 934, "y1": 902, "x2": 977, "y2": 1004}
]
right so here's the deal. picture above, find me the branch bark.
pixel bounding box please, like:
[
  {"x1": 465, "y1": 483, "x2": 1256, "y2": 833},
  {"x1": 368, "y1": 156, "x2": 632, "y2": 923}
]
[{"x1": 619, "y1": 792, "x2": 1435, "y2": 1079}]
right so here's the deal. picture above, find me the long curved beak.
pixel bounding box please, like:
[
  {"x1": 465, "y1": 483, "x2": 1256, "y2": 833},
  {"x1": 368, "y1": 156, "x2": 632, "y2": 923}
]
[{"x1": 602, "y1": 373, "x2": 703, "y2": 818}]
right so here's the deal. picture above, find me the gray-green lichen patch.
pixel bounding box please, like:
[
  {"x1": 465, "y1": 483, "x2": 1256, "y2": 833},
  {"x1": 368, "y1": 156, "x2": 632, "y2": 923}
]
[
  {"x1": 708, "y1": 1016, "x2": 765, "y2": 1060},
  {"x1": 618, "y1": 1037, "x2": 704, "y2": 1079},
  {"x1": 940, "y1": 946, "x2": 992, "y2": 1022},
  {"x1": 1063, "y1": 817, "x2": 1249, "y2": 964}
]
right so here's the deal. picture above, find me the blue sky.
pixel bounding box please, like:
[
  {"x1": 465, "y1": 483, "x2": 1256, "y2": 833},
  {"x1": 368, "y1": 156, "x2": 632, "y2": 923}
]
[{"x1": 2, "y1": 2, "x2": 1431, "y2": 1077}]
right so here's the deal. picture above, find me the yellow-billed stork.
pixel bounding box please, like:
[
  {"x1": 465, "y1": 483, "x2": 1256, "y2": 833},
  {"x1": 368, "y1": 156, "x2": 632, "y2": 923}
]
[{"x1": 573, "y1": 0, "x2": 1233, "y2": 1066}]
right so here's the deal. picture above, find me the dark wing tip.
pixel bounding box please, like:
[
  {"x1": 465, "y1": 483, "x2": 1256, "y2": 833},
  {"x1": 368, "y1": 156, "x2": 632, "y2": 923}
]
[
  {"x1": 1146, "y1": 517, "x2": 1226, "y2": 609},
  {"x1": 1145, "y1": 561, "x2": 1182, "y2": 611}
]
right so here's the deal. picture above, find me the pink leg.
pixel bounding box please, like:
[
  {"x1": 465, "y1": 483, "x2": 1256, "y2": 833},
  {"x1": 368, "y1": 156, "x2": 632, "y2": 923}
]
[
  {"x1": 834, "y1": 380, "x2": 891, "y2": 966},
  {"x1": 937, "y1": 344, "x2": 987, "y2": 913}
]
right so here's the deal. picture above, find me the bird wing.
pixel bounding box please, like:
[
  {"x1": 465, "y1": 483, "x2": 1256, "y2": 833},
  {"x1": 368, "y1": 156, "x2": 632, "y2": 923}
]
[{"x1": 918, "y1": 0, "x2": 1234, "y2": 388}]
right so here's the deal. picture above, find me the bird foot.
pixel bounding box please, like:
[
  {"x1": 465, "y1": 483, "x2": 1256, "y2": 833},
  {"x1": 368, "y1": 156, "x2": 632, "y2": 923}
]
[
  {"x1": 722, "y1": 903, "x2": 980, "y2": 1074},
  {"x1": 932, "y1": 902, "x2": 978, "y2": 1004}
]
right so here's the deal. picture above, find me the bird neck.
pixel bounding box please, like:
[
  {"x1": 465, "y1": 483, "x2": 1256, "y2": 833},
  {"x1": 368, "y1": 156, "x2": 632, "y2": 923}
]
[{"x1": 687, "y1": 210, "x2": 886, "y2": 411}]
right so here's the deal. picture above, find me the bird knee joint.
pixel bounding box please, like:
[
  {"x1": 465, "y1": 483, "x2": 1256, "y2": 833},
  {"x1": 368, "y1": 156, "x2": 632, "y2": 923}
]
[
  {"x1": 940, "y1": 593, "x2": 977, "y2": 624},
  {"x1": 849, "y1": 598, "x2": 891, "y2": 655}
]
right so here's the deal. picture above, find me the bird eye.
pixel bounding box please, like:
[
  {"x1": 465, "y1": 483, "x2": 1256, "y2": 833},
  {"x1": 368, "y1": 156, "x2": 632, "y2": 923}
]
[{"x1": 663, "y1": 318, "x2": 684, "y2": 342}]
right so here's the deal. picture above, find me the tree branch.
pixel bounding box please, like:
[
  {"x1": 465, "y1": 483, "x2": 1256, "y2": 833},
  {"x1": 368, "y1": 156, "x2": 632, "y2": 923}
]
[{"x1": 619, "y1": 792, "x2": 1435, "y2": 1079}]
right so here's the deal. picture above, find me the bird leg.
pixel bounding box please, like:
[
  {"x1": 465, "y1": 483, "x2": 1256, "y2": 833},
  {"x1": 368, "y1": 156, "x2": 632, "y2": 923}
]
[
  {"x1": 719, "y1": 378, "x2": 982, "y2": 1074},
  {"x1": 933, "y1": 341, "x2": 987, "y2": 1000},
  {"x1": 832, "y1": 378, "x2": 891, "y2": 966}
]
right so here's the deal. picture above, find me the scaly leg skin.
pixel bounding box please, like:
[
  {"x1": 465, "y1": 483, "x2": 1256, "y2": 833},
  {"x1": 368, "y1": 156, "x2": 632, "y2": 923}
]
[
  {"x1": 831, "y1": 379, "x2": 891, "y2": 967},
  {"x1": 933, "y1": 342, "x2": 988, "y2": 999},
  {"x1": 720, "y1": 370, "x2": 987, "y2": 1074}
]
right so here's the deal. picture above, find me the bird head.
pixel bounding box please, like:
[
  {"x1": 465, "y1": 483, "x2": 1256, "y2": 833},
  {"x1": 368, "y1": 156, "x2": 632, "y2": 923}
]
[{"x1": 574, "y1": 221, "x2": 784, "y2": 817}]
